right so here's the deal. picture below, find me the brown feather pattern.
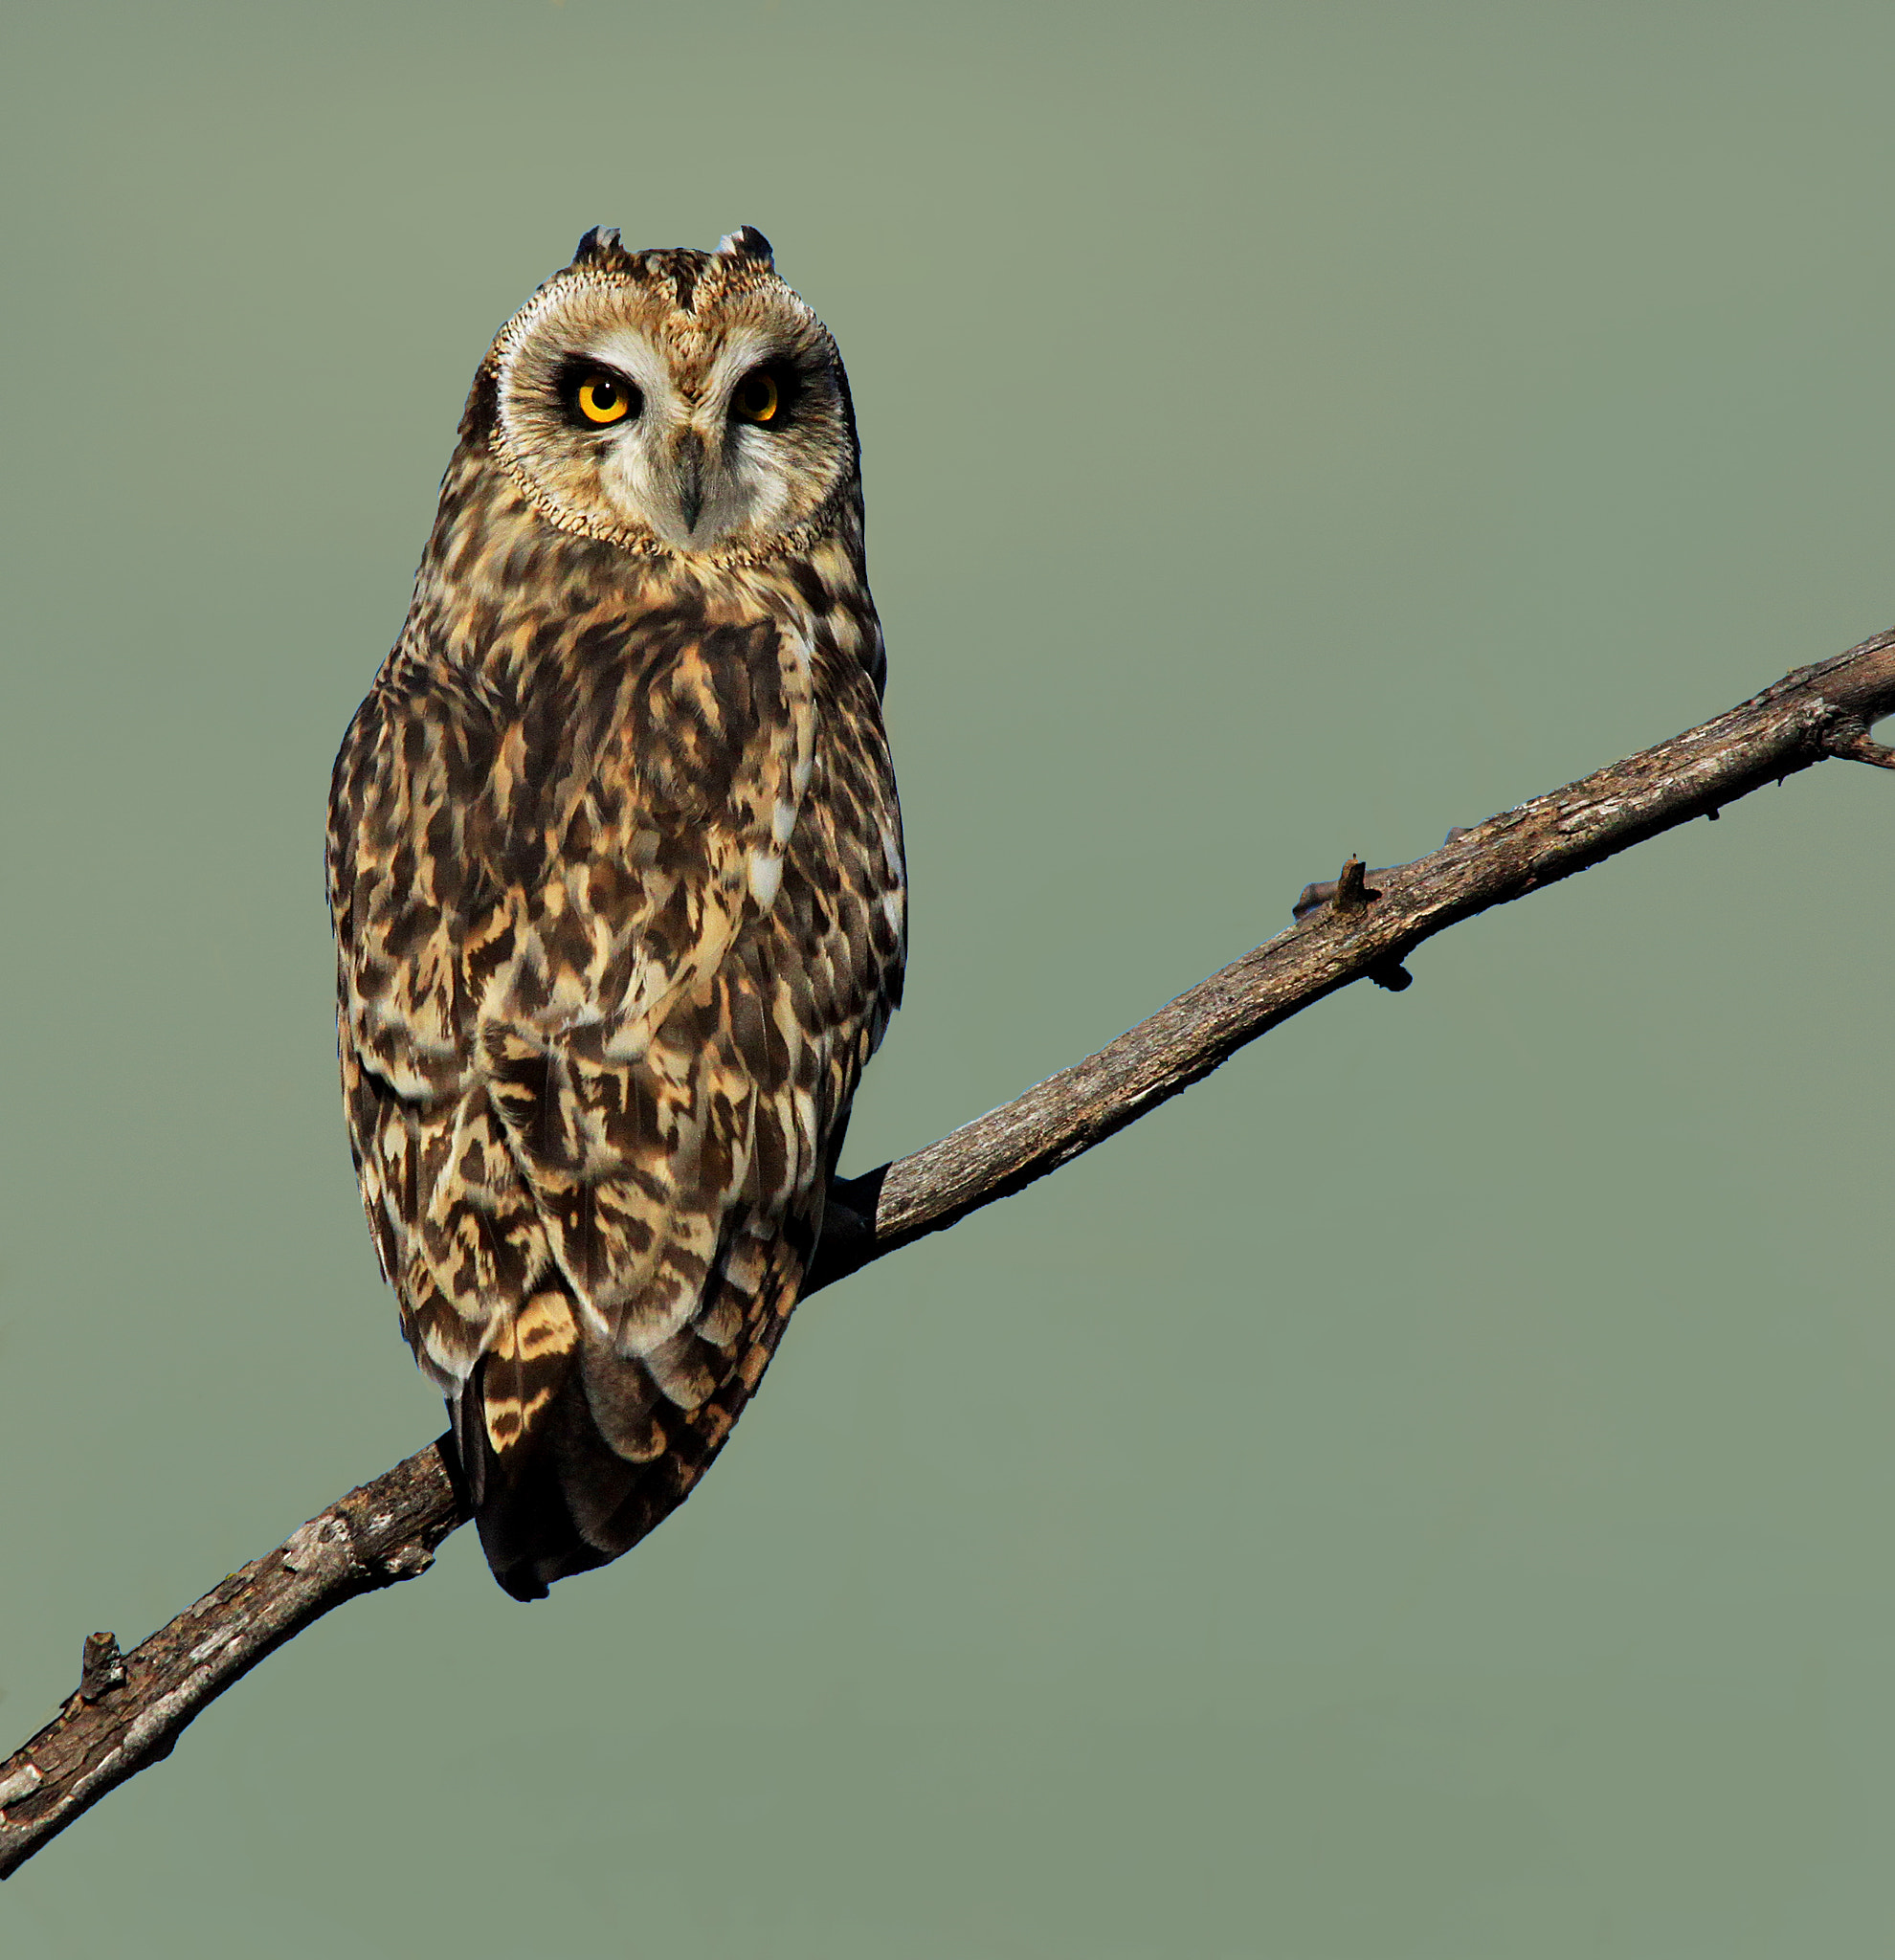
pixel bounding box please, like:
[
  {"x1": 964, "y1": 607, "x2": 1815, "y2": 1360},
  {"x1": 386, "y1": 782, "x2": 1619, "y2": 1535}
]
[{"x1": 326, "y1": 236, "x2": 903, "y2": 1597}]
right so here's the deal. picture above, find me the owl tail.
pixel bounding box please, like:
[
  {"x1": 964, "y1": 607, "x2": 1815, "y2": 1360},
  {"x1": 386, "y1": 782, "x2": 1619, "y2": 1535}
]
[
  {"x1": 447, "y1": 1240, "x2": 809, "y2": 1599},
  {"x1": 448, "y1": 1291, "x2": 684, "y2": 1602},
  {"x1": 450, "y1": 1373, "x2": 610, "y2": 1602}
]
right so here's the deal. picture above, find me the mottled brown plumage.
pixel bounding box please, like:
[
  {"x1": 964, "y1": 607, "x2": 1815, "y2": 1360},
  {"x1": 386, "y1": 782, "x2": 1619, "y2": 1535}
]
[{"x1": 326, "y1": 228, "x2": 904, "y2": 1598}]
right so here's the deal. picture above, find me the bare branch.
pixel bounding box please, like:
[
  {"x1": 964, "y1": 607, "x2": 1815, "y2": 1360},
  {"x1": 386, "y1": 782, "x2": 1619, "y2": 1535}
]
[
  {"x1": 808, "y1": 630, "x2": 1895, "y2": 1287},
  {"x1": 1823, "y1": 722, "x2": 1895, "y2": 769},
  {"x1": 0, "y1": 1445, "x2": 466, "y2": 1877},
  {"x1": 5, "y1": 628, "x2": 1892, "y2": 1879}
]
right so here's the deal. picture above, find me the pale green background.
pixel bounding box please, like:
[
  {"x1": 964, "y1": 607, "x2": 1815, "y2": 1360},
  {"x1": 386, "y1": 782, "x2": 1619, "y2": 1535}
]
[{"x1": 3, "y1": 2, "x2": 1893, "y2": 1953}]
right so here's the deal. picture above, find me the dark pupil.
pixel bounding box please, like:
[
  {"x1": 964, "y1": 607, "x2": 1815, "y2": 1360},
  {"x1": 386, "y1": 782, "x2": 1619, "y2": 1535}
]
[
  {"x1": 744, "y1": 376, "x2": 769, "y2": 412},
  {"x1": 590, "y1": 377, "x2": 619, "y2": 409}
]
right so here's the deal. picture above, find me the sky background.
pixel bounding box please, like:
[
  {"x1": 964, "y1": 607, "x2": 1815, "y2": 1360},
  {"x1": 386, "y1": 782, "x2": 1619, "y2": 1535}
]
[{"x1": 4, "y1": 2, "x2": 1895, "y2": 1953}]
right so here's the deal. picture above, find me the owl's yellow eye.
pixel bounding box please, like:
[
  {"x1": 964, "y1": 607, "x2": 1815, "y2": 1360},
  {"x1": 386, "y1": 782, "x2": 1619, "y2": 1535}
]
[
  {"x1": 574, "y1": 371, "x2": 635, "y2": 425},
  {"x1": 732, "y1": 368, "x2": 781, "y2": 424}
]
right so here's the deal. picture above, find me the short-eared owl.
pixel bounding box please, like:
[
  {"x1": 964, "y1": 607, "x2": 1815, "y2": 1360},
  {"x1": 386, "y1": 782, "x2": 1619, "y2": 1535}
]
[{"x1": 326, "y1": 227, "x2": 905, "y2": 1599}]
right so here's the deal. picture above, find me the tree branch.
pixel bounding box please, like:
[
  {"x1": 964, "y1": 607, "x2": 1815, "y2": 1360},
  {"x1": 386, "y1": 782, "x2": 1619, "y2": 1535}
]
[
  {"x1": 5, "y1": 630, "x2": 1892, "y2": 1879},
  {"x1": 806, "y1": 629, "x2": 1895, "y2": 1285}
]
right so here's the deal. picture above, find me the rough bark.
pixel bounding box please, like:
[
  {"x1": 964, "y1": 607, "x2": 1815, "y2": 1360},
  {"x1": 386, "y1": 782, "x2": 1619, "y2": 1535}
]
[
  {"x1": 4, "y1": 631, "x2": 1892, "y2": 1880},
  {"x1": 0, "y1": 1449, "x2": 465, "y2": 1878}
]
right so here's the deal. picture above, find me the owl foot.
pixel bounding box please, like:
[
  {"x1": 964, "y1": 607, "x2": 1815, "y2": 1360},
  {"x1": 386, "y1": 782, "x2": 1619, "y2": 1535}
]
[{"x1": 805, "y1": 1167, "x2": 886, "y2": 1294}]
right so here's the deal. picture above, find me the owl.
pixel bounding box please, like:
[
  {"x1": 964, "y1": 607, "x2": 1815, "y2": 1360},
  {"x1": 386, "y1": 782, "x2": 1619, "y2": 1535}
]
[{"x1": 325, "y1": 226, "x2": 905, "y2": 1600}]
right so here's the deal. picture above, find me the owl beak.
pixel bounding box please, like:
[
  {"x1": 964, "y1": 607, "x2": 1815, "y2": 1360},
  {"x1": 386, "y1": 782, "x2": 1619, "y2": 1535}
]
[{"x1": 672, "y1": 429, "x2": 706, "y2": 538}]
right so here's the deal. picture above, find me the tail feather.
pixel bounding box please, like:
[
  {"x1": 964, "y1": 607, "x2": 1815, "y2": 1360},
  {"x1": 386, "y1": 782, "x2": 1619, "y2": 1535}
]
[
  {"x1": 454, "y1": 1351, "x2": 675, "y2": 1601},
  {"x1": 454, "y1": 1235, "x2": 810, "y2": 1601},
  {"x1": 452, "y1": 1329, "x2": 773, "y2": 1598}
]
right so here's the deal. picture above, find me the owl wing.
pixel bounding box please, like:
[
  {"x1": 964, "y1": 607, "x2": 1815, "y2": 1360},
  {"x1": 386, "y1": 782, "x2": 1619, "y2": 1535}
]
[{"x1": 328, "y1": 608, "x2": 903, "y2": 1597}]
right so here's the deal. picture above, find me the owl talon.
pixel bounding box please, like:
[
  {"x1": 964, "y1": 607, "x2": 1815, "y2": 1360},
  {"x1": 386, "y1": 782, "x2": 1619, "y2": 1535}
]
[{"x1": 807, "y1": 1169, "x2": 885, "y2": 1293}]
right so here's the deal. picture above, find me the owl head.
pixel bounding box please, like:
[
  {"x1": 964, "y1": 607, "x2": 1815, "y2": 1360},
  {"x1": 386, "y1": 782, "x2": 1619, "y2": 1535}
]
[{"x1": 476, "y1": 226, "x2": 858, "y2": 562}]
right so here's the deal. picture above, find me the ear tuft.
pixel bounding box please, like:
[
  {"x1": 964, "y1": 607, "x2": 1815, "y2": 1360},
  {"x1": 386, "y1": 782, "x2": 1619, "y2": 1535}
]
[
  {"x1": 572, "y1": 226, "x2": 625, "y2": 267},
  {"x1": 714, "y1": 225, "x2": 774, "y2": 268}
]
